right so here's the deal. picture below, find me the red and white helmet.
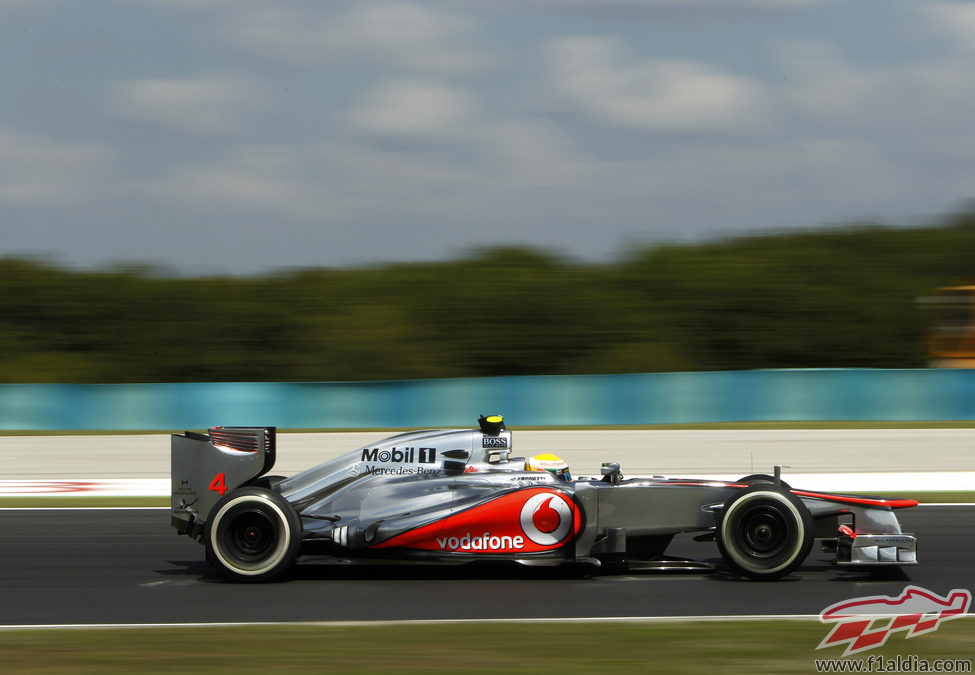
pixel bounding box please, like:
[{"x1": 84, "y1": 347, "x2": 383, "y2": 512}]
[{"x1": 525, "y1": 453, "x2": 571, "y2": 482}]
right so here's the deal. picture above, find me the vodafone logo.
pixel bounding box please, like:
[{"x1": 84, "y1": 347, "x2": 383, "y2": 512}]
[
  {"x1": 519, "y1": 492, "x2": 573, "y2": 545},
  {"x1": 373, "y1": 487, "x2": 579, "y2": 553},
  {"x1": 436, "y1": 532, "x2": 525, "y2": 551}
]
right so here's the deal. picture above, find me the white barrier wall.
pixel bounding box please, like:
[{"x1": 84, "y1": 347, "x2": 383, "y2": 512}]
[{"x1": 3, "y1": 428, "x2": 973, "y2": 479}]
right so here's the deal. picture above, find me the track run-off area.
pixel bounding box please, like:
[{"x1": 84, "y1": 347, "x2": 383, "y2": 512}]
[{"x1": 2, "y1": 427, "x2": 975, "y2": 494}]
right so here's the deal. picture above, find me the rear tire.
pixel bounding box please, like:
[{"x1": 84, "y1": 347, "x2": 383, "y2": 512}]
[
  {"x1": 205, "y1": 487, "x2": 301, "y2": 582},
  {"x1": 716, "y1": 485, "x2": 813, "y2": 580}
]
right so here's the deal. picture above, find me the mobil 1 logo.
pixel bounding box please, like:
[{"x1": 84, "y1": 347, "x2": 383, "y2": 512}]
[{"x1": 360, "y1": 447, "x2": 438, "y2": 464}]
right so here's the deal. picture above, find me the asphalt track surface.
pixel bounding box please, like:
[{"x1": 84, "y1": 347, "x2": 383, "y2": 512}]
[{"x1": 0, "y1": 506, "x2": 970, "y2": 626}]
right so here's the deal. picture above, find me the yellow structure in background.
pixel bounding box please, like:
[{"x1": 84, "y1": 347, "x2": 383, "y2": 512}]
[{"x1": 924, "y1": 285, "x2": 975, "y2": 368}]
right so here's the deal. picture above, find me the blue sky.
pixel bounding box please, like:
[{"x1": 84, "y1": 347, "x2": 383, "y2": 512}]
[{"x1": 2, "y1": 0, "x2": 974, "y2": 274}]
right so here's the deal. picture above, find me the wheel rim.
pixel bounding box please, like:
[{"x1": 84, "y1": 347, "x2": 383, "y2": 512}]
[
  {"x1": 223, "y1": 508, "x2": 278, "y2": 563},
  {"x1": 737, "y1": 505, "x2": 790, "y2": 559}
]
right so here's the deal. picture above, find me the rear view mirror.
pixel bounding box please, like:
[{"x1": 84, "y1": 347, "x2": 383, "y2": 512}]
[{"x1": 601, "y1": 462, "x2": 622, "y2": 485}]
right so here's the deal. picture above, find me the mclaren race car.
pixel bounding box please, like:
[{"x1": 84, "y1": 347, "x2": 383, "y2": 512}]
[{"x1": 170, "y1": 416, "x2": 919, "y2": 582}]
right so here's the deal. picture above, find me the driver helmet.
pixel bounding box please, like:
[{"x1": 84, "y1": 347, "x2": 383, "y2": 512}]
[{"x1": 525, "y1": 453, "x2": 571, "y2": 482}]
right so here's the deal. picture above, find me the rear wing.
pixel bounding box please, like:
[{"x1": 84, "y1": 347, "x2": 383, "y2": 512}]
[{"x1": 171, "y1": 426, "x2": 276, "y2": 539}]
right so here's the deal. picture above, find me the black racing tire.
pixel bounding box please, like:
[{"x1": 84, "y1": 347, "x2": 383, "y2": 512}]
[
  {"x1": 716, "y1": 485, "x2": 813, "y2": 580},
  {"x1": 736, "y1": 473, "x2": 792, "y2": 490},
  {"x1": 204, "y1": 486, "x2": 301, "y2": 582}
]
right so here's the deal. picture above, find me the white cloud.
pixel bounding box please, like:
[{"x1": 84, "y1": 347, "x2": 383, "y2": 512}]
[
  {"x1": 142, "y1": 144, "x2": 335, "y2": 220},
  {"x1": 547, "y1": 36, "x2": 772, "y2": 132},
  {"x1": 111, "y1": 75, "x2": 267, "y2": 135},
  {"x1": 346, "y1": 79, "x2": 478, "y2": 138},
  {"x1": 923, "y1": 1, "x2": 975, "y2": 46},
  {"x1": 141, "y1": 109, "x2": 595, "y2": 231},
  {"x1": 0, "y1": 0, "x2": 46, "y2": 16},
  {"x1": 0, "y1": 126, "x2": 116, "y2": 206},
  {"x1": 224, "y1": 2, "x2": 492, "y2": 73},
  {"x1": 343, "y1": 77, "x2": 592, "y2": 189},
  {"x1": 131, "y1": 0, "x2": 256, "y2": 7},
  {"x1": 142, "y1": 139, "x2": 457, "y2": 225},
  {"x1": 139, "y1": 0, "x2": 828, "y2": 13},
  {"x1": 776, "y1": 40, "x2": 975, "y2": 133},
  {"x1": 478, "y1": 120, "x2": 590, "y2": 188},
  {"x1": 504, "y1": 0, "x2": 828, "y2": 8}
]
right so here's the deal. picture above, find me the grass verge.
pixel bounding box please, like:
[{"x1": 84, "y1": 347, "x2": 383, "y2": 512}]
[
  {"x1": 0, "y1": 620, "x2": 972, "y2": 674},
  {"x1": 0, "y1": 496, "x2": 169, "y2": 508}
]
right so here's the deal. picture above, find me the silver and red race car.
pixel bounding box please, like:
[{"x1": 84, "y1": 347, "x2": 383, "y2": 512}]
[{"x1": 170, "y1": 416, "x2": 918, "y2": 582}]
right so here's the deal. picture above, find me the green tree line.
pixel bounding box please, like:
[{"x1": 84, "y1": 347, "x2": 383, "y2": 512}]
[{"x1": 2, "y1": 213, "x2": 974, "y2": 383}]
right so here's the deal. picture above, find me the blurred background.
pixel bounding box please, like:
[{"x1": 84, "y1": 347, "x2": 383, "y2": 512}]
[
  {"x1": 1, "y1": 2, "x2": 974, "y2": 416},
  {"x1": 1, "y1": 220, "x2": 975, "y2": 384}
]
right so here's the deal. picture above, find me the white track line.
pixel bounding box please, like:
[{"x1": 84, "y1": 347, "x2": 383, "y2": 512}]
[
  {"x1": 3, "y1": 472, "x2": 975, "y2": 497},
  {"x1": 0, "y1": 616, "x2": 861, "y2": 631},
  {"x1": 1, "y1": 615, "x2": 973, "y2": 631}
]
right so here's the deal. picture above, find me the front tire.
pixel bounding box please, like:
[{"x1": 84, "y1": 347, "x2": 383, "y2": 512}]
[
  {"x1": 736, "y1": 473, "x2": 792, "y2": 489},
  {"x1": 205, "y1": 487, "x2": 301, "y2": 582},
  {"x1": 716, "y1": 485, "x2": 813, "y2": 580}
]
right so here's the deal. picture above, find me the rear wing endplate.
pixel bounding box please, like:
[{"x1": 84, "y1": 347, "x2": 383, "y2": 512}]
[{"x1": 171, "y1": 426, "x2": 276, "y2": 539}]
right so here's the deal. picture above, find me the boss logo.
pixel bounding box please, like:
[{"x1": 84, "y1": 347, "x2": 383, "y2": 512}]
[{"x1": 482, "y1": 437, "x2": 508, "y2": 448}]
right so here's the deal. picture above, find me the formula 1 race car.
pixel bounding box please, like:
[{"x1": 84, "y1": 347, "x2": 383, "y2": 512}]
[{"x1": 170, "y1": 416, "x2": 919, "y2": 582}]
